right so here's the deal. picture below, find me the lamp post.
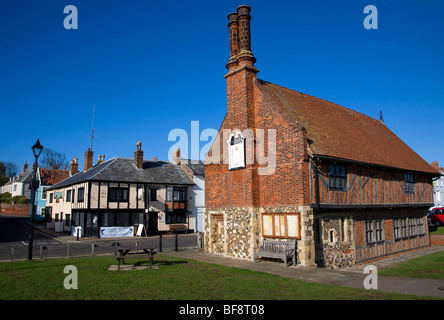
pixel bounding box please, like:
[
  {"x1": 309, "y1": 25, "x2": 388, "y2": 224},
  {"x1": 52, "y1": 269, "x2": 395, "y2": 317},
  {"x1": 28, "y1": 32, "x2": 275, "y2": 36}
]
[{"x1": 28, "y1": 139, "x2": 43, "y2": 260}]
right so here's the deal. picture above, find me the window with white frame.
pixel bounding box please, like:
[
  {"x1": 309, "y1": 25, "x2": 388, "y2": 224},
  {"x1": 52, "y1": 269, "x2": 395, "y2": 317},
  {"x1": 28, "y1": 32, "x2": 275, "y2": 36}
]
[
  {"x1": 364, "y1": 221, "x2": 374, "y2": 244},
  {"x1": 375, "y1": 220, "x2": 384, "y2": 242},
  {"x1": 393, "y1": 217, "x2": 425, "y2": 239},
  {"x1": 365, "y1": 220, "x2": 385, "y2": 244}
]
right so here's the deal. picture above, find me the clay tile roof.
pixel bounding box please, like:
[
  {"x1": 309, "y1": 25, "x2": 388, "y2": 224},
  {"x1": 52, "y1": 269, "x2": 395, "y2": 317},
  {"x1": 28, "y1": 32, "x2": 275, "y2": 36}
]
[
  {"x1": 39, "y1": 168, "x2": 70, "y2": 186},
  {"x1": 256, "y1": 79, "x2": 439, "y2": 175}
]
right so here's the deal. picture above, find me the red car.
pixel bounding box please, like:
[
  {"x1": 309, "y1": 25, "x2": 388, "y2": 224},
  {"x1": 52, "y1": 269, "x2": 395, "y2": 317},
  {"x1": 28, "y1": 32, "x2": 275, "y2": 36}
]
[{"x1": 428, "y1": 208, "x2": 444, "y2": 226}]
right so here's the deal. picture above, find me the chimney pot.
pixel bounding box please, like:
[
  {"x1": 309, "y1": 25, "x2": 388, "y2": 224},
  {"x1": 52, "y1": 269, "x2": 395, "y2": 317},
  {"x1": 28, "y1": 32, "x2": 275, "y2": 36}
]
[
  {"x1": 97, "y1": 154, "x2": 105, "y2": 164},
  {"x1": 70, "y1": 158, "x2": 79, "y2": 176},
  {"x1": 23, "y1": 161, "x2": 28, "y2": 172}
]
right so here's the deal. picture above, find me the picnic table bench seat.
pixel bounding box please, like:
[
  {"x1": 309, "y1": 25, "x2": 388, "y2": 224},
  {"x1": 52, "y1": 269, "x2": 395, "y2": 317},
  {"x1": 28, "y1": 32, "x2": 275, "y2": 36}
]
[
  {"x1": 115, "y1": 247, "x2": 157, "y2": 269},
  {"x1": 253, "y1": 240, "x2": 296, "y2": 267}
]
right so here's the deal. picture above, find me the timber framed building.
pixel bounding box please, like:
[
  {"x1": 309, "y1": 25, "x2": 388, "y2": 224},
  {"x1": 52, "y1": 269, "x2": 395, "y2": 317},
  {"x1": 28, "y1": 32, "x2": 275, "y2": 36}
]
[
  {"x1": 204, "y1": 5, "x2": 440, "y2": 269},
  {"x1": 46, "y1": 143, "x2": 199, "y2": 237}
]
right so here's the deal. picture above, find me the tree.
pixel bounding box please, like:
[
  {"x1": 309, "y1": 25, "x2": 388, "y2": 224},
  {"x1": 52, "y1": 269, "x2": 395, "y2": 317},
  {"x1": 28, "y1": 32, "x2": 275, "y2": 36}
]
[
  {"x1": 0, "y1": 192, "x2": 12, "y2": 203},
  {"x1": 2, "y1": 161, "x2": 18, "y2": 177},
  {"x1": 40, "y1": 149, "x2": 69, "y2": 169},
  {"x1": 0, "y1": 161, "x2": 18, "y2": 186},
  {"x1": 0, "y1": 162, "x2": 7, "y2": 186}
]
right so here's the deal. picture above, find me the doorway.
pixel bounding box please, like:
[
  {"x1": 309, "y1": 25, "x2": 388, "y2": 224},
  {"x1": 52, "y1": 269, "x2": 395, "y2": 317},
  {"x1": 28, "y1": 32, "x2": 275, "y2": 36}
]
[
  {"x1": 85, "y1": 212, "x2": 99, "y2": 237},
  {"x1": 147, "y1": 211, "x2": 158, "y2": 236}
]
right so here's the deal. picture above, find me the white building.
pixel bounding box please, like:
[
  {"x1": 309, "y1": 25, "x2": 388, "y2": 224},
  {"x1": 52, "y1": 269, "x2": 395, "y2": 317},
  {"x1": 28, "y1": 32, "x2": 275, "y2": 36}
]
[
  {"x1": 172, "y1": 148, "x2": 205, "y2": 233},
  {"x1": 431, "y1": 161, "x2": 444, "y2": 207},
  {"x1": 0, "y1": 162, "x2": 33, "y2": 199}
]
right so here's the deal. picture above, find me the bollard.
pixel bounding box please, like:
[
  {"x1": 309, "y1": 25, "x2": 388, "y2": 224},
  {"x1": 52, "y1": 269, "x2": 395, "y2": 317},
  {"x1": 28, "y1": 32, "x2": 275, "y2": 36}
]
[
  {"x1": 66, "y1": 243, "x2": 70, "y2": 258},
  {"x1": 175, "y1": 234, "x2": 178, "y2": 252},
  {"x1": 135, "y1": 240, "x2": 139, "y2": 253},
  {"x1": 76, "y1": 228, "x2": 80, "y2": 241},
  {"x1": 10, "y1": 246, "x2": 14, "y2": 261},
  {"x1": 158, "y1": 234, "x2": 163, "y2": 252},
  {"x1": 39, "y1": 245, "x2": 45, "y2": 260},
  {"x1": 91, "y1": 243, "x2": 95, "y2": 257}
]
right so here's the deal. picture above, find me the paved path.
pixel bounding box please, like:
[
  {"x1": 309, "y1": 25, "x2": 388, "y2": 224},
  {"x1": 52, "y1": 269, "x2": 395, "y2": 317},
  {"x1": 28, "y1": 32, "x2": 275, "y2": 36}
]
[{"x1": 164, "y1": 246, "x2": 444, "y2": 299}]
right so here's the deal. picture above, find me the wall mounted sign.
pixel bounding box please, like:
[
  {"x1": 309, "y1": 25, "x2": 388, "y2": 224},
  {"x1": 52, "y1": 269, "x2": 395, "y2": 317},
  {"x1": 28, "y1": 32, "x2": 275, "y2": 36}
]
[
  {"x1": 227, "y1": 132, "x2": 246, "y2": 170},
  {"x1": 261, "y1": 213, "x2": 301, "y2": 239},
  {"x1": 100, "y1": 226, "x2": 134, "y2": 238}
]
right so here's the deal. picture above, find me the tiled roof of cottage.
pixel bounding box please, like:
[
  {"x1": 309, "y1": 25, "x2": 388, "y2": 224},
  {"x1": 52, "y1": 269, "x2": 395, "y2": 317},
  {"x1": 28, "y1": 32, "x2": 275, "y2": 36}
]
[
  {"x1": 47, "y1": 157, "x2": 194, "y2": 190},
  {"x1": 39, "y1": 168, "x2": 70, "y2": 186},
  {"x1": 180, "y1": 159, "x2": 205, "y2": 176},
  {"x1": 256, "y1": 79, "x2": 439, "y2": 175}
]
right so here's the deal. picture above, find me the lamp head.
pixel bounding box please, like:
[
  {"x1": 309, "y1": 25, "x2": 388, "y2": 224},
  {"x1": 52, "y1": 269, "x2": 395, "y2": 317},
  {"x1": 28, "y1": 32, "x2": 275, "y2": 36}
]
[{"x1": 32, "y1": 139, "x2": 44, "y2": 158}]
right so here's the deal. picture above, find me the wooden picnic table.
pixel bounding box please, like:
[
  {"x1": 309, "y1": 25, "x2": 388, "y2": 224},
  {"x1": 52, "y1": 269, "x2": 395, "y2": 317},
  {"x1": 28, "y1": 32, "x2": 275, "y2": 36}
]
[{"x1": 115, "y1": 247, "x2": 157, "y2": 269}]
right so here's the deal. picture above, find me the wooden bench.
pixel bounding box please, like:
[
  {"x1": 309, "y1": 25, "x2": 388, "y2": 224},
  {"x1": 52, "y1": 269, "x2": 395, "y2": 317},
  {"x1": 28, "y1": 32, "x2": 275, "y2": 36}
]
[
  {"x1": 167, "y1": 224, "x2": 188, "y2": 235},
  {"x1": 253, "y1": 240, "x2": 296, "y2": 267}
]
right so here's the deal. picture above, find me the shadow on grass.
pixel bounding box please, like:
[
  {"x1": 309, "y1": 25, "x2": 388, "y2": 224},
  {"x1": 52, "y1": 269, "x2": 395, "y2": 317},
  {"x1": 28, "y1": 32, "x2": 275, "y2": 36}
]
[
  {"x1": 429, "y1": 226, "x2": 444, "y2": 234},
  {"x1": 132, "y1": 259, "x2": 188, "y2": 267},
  {"x1": 0, "y1": 262, "x2": 73, "y2": 273}
]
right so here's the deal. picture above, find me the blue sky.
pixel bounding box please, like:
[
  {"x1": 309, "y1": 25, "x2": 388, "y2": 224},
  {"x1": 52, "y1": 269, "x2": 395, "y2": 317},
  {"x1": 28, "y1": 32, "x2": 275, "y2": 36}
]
[{"x1": 0, "y1": 0, "x2": 443, "y2": 171}]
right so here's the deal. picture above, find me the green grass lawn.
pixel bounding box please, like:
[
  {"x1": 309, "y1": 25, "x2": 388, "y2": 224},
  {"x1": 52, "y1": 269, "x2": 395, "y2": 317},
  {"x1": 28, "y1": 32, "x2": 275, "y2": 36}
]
[
  {"x1": 429, "y1": 226, "x2": 444, "y2": 235},
  {"x1": 378, "y1": 249, "x2": 444, "y2": 280},
  {"x1": 0, "y1": 255, "x2": 437, "y2": 300}
]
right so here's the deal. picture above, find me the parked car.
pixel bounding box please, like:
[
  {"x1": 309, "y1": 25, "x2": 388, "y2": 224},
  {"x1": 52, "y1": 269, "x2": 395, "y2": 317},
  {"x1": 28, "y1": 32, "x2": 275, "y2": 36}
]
[{"x1": 428, "y1": 207, "x2": 444, "y2": 226}]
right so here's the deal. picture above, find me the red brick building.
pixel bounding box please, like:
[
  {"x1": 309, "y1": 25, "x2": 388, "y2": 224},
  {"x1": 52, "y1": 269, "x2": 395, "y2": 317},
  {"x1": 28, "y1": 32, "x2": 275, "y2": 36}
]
[{"x1": 204, "y1": 5, "x2": 440, "y2": 269}]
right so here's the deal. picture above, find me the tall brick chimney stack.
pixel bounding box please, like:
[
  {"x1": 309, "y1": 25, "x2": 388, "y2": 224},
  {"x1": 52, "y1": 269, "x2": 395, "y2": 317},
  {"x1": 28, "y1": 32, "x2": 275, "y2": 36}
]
[
  {"x1": 431, "y1": 161, "x2": 440, "y2": 171},
  {"x1": 23, "y1": 161, "x2": 28, "y2": 173},
  {"x1": 225, "y1": 5, "x2": 259, "y2": 131},
  {"x1": 70, "y1": 157, "x2": 79, "y2": 176},
  {"x1": 84, "y1": 148, "x2": 93, "y2": 171},
  {"x1": 226, "y1": 5, "x2": 256, "y2": 71},
  {"x1": 134, "y1": 142, "x2": 144, "y2": 169}
]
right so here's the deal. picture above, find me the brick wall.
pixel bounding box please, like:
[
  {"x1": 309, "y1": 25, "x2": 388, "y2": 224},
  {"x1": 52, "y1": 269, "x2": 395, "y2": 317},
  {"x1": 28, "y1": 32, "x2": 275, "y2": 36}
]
[
  {"x1": 0, "y1": 203, "x2": 29, "y2": 217},
  {"x1": 206, "y1": 77, "x2": 310, "y2": 209},
  {"x1": 431, "y1": 235, "x2": 444, "y2": 245}
]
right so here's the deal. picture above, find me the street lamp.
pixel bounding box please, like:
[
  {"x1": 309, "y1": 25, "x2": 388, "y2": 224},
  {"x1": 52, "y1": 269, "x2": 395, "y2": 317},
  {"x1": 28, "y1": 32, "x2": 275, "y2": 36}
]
[{"x1": 28, "y1": 139, "x2": 43, "y2": 260}]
